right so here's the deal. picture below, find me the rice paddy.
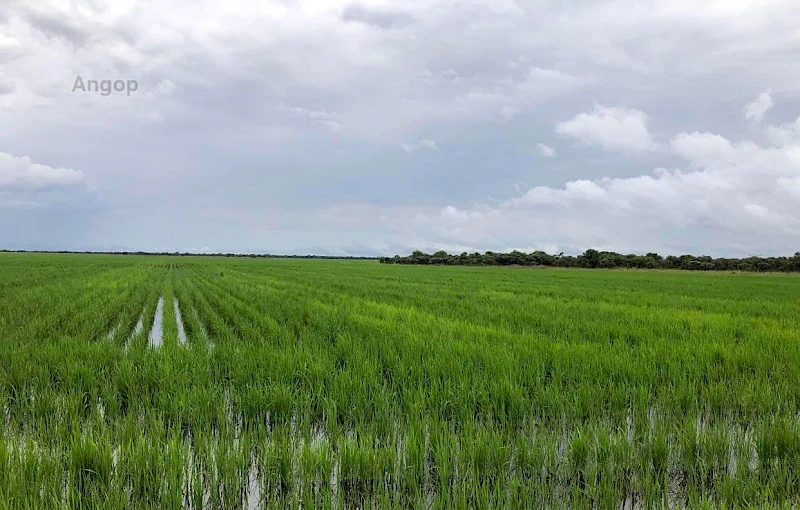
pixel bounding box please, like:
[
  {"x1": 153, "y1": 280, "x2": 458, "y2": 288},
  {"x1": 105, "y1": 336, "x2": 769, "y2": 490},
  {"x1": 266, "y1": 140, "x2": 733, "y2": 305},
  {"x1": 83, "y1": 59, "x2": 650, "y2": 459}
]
[{"x1": 1, "y1": 253, "x2": 799, "y2": 508}]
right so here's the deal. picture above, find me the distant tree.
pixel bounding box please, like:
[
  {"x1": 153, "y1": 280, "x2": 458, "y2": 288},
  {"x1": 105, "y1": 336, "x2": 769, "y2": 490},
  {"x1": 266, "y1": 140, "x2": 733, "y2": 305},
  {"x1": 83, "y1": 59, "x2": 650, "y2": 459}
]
[
  {"x1": 598, "y1": 256, "x2": 616, "y2": 268},
  {"x1": 431, "y1": 251, "x2": 450, "y2": 265},
  {"x1": 379, "y1": 248, "x2": 800, "y2": 273},
  {"x1": 792, "y1": 252, "x2": 800, "y2": 272},
  {"x1": 579, "y1": 249, "x2": 601, "y2": 268},
  {"x1": 528, "y1": 250, "x2": 555, "y2": 266},
  {"x1": 410, "y1": 250, "x2": 430, "y2": 265}
]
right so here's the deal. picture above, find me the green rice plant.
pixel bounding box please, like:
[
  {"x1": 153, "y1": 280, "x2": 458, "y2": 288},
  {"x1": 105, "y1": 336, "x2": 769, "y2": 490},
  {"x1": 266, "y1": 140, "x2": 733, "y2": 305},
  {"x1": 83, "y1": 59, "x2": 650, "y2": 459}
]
[
  {"x1": 69, "y1": 431, "x2": 114, "y2": 507},
  {"x1": 2, "y1": 254, "x2": 800, "y2": 507}
]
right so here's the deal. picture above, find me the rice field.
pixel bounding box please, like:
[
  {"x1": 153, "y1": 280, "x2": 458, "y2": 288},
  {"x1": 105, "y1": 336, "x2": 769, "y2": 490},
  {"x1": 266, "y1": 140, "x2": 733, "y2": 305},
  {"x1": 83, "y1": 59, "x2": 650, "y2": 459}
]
[{"x1": 1, "y1": 253, "x2": 800, "y2": 508}]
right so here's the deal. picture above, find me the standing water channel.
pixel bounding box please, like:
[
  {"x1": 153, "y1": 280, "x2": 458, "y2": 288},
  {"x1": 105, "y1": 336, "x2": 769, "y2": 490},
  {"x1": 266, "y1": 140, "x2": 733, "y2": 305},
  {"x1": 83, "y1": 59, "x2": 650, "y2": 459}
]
[
  {"x1": 148, "y1": 296, "x2": 164, "y2": 347},
  {"x1": 174, "y1": 298, "x2": 188, "y2": 344}
]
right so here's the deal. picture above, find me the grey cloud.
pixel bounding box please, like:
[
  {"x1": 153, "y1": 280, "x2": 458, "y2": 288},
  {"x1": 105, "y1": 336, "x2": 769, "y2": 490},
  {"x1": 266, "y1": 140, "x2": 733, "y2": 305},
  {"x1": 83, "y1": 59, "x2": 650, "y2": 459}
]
[
  {"x1": 20, "y1": 10, "x2": 92, "y2": 47},
  {"x1": 3, "y1": 0, "x2": 800, "y2": 254},
  {"x1": 341, "y1": 2, "x2": 415, "y2": 30},
  {"x1": 0, "y1": 36, "x2": 24, "y2": 63}
]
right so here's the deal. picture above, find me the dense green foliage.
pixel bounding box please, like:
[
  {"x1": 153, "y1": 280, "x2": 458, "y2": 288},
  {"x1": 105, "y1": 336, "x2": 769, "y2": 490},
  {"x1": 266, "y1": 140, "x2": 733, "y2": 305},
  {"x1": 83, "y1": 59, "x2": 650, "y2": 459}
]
[
  {"x1": 381, "y1": 249, "x2": 800, "y2": 272},
  {"x1": 1, "y1": 253, "x2": 800, "y2": 508}
]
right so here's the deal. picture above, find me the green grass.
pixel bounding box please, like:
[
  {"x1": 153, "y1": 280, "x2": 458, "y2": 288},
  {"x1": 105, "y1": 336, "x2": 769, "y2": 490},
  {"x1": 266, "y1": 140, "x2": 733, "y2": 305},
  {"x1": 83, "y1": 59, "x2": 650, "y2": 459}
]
[{"x1": 1, "y1": 253, "x2": 799, "y2": 508}]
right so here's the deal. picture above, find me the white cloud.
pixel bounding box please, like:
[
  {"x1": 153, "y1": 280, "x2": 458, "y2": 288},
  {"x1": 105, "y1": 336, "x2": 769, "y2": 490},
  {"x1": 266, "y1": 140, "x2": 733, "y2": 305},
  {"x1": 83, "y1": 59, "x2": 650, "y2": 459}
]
[
  {"x1": 670, "y1": 132, "x2": 735, "y2": 167},
  {"x1": 744, "y1": 90, "x2": 773, "y2": 124},
  {"x1": 0, "y1": 152, "x2": 84, "y2": 189},
  {"x1": 280, "y1": 104, "x2": 345, "y2": 133},
  {"x1": 401, "y1": 139, "x2": 438, "y2": 154},
  {"x1": 778, "y1": 176, "x2": 800, "y2": 201},
  {"x1": 766, "y1": 116, "x2": 800, "y2": 146},
  {"x1": 556, "y1": 106, "x2": 657, "y2": 153},
  {"x1": 537, "y1": 143, "x2": 556, "y2": 157},
  {"x1": 508, "y1": 179, "x2": 608, "y2": 207},
  {"x1": 499, "y1": 105, "x2": 518, "y2": 121},
  {"x1": 0, "y1": 151, "x2": 87, "y2": 209},
  {"x1": 441, "y1": 205, "x2": 482, "y2": 221},
  {"x1": 143, "y1": 80, "x2": 177, "y2": 100}
]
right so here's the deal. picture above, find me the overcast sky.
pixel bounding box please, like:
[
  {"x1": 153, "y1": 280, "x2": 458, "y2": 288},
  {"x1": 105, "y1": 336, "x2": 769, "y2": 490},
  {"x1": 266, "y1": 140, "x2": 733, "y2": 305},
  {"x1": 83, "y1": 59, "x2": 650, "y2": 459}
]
[{"x1": 2, "y1": 0, "x2": 800, "y2": 256}]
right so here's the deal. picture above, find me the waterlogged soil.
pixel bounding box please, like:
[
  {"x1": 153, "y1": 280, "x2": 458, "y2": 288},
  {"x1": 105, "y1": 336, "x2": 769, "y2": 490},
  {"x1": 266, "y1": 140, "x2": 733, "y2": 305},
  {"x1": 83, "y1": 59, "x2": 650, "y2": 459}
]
[{"x1": 0, "y1": 410, "x2": 761, "y2": 510}]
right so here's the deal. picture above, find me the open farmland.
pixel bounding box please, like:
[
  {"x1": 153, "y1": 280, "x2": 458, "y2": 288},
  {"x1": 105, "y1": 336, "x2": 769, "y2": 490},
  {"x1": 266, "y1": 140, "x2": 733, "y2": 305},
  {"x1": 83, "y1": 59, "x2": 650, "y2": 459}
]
[{"x1": 1, "y1": 253, "x2": 800, "y2": 508}]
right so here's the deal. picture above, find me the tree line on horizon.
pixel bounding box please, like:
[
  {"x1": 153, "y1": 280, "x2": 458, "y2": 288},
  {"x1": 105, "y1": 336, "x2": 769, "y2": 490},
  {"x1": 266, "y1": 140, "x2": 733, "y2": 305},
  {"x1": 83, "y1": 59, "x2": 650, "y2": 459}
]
[
  {"x1": 0, "y1": 250, "x2": 375, "y2": 260},
  {"x1": 379, "y1": 249, "x2": 800, "y2": 272}
]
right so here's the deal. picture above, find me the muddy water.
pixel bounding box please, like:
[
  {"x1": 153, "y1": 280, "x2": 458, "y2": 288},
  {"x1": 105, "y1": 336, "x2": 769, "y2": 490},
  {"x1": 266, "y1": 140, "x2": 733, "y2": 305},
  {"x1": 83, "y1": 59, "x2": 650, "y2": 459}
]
[
  {"x1": 124, "y1": 312, "x2": 145, "y2": 351},
  {"x1": 132, "y1": 314, "x2": 144, "y2": 336},
  {"x1": 174, "y1": 298, "x2": 188, "y2": 344},
  {"x1": 106, "y1": 323, "x2": 120, "y2": 341},
  {"x1": 149, "y1": 296, "x2": 164, "y2": 347},
  {"x1": 245, "y1": 454, "x2": 261, "y2": 510}
]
